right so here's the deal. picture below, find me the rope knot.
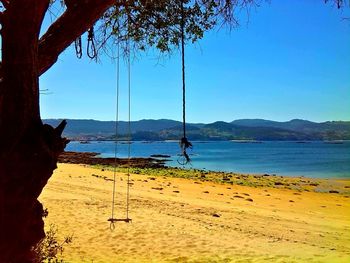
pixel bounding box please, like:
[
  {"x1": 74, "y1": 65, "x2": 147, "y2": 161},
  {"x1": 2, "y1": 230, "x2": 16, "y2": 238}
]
[
  {"x1": 87, "y1": 26, "x2": 97, "y2": 59},
  {"x1": 179, "y1": 137, "x2": 192, "y2": 164}
]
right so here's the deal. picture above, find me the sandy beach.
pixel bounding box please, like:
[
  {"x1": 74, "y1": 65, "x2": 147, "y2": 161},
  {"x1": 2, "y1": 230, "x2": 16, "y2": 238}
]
[{"x1": 39, "y1": 163, "x2": 350, "y2": 262}]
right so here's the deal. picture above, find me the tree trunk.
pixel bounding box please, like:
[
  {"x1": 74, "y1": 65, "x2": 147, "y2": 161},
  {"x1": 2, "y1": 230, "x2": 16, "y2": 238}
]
[
  {"x1": 0, "y1": 1, "x2": 117, "y2": 261},
  {"x1": 0, "y1": 1, "x2": 68, "y2": 262}
]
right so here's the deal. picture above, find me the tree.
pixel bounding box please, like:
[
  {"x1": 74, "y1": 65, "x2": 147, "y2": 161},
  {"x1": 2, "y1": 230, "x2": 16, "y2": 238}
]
[{"x1": 0, "y1": 0, "x2": 346, "y2": 262}]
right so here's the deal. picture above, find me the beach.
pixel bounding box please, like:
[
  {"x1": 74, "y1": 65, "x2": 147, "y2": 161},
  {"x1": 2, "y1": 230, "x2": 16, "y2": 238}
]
[{"x1": 39, "y1": 163, "x2": 350, "y2": 262}]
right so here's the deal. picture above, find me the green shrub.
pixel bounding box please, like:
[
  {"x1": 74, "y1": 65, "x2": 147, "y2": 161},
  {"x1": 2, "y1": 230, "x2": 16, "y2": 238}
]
[{"x1": 32, "y1": 224, "x2": 73, "y2": 263}]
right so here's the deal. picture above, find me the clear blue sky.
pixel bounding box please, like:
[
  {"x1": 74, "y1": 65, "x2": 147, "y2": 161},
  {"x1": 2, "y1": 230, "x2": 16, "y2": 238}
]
[{"x1": 39, "y1": 1, "x2": 350, "y2": 123}]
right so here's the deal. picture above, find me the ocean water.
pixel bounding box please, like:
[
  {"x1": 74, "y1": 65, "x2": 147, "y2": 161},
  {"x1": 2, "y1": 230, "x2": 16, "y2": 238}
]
[{"x1": 65, "y1": 141, "x2": 350, "y2": 178}]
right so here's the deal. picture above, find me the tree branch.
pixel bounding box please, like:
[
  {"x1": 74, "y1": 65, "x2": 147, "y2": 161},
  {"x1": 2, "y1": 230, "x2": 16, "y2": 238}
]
[
  {"x1": 38, "y1": 0, "x2": 119, "y2": 76},
  {"x1": 0, "y1": 0, "x2": 10, "y2": 10},
  {"x1": 0, "y1": 11, "x2": 4, "y2": 25}
]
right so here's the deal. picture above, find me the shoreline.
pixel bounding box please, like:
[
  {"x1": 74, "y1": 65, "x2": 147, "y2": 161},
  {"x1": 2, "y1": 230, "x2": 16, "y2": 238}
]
[
  {"x1": 64, "y1": 140, "x2": 350, "y2": 179},
  {"x1": 59, "y1": 151, "x2": 168, "y2": 168},
  {"x1": 59, "y1": 151, "x2": 350, "y2": 195}
]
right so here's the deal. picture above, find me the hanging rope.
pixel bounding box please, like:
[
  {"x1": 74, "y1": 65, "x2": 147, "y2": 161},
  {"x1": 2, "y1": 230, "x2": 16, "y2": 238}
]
[
  {"x1": 108, "y1": 21, "x2": 132, "y2": 230},
  {"x1": 87, "y1": 26, "x2": 97, "y2": 59},
  {"x1": 178, "y1": 1, "x2": 192, "y2": 166},
  {"x1": 109, "y1": 32, "x2": 121, "y2": 231},
  {"x1": 126, "y1": 30, "x2": 132, "y2": 221},
  {"x1": 74, "y1": 36, "x2": 82, "y2": 59}
]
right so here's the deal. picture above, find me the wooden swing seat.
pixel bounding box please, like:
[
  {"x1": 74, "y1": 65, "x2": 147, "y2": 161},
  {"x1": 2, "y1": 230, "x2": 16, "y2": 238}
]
[{"x1": 108, "y1": 218, "x2": 132, "y2": 223}]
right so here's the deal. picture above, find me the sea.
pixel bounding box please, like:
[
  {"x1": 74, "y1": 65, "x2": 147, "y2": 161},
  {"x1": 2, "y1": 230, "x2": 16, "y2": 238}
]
[{"x1": 66, "y1": 140, "x2": 350, "y2": 179}]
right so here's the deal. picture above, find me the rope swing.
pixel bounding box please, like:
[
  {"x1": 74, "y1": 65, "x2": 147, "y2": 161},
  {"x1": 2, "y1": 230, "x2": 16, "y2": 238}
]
[
  {"x1": 108, "y1": 22, "x2": 132, "y2": 230},
  {"x1": 178, "y1": 0, "x2": 192, "y2": 166}
]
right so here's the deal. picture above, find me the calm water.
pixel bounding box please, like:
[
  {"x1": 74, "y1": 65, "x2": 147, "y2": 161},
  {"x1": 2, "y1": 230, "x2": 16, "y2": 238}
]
[{"x1": 66, "y1": 141, "x2": 350, "y2": 178}]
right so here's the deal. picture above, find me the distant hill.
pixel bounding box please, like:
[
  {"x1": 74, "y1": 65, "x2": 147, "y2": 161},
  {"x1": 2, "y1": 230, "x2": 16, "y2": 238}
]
[
  {"x1": 231, "y1": 119, "x2": 350, "y2": 140},
  {"x1": 44, "y1": 119, "x2": 182, "y2": 137},
  {"x1": 43, "y1": 118, "x2": 350, "y2": 141},
  {"x1": 200, "y1": 121, "x2": 313, "y2": 141}
]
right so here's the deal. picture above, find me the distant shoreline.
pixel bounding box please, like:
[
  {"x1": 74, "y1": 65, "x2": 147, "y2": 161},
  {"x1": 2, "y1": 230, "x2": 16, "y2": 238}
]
[
  {"x1": 44, "y1": 118, "x2": 350, "y2": 141},
  {"x1": 71, "y1": 139, "x2": 349, "y2": 143}
]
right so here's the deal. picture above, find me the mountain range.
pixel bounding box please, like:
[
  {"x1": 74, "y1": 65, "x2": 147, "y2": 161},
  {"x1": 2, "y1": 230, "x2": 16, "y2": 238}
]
[{"x1": 43, "y1": 119, "x2": 350, "y2": 141}]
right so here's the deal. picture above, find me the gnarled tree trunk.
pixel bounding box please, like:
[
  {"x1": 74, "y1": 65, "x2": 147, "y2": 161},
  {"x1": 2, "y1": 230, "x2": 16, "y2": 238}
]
[
  {"x1": 0, "y1": 1, "x2": 68, "y2": 262},
  {"x1": 0, "y1": 1, "x2": 118, "y2": 261}
]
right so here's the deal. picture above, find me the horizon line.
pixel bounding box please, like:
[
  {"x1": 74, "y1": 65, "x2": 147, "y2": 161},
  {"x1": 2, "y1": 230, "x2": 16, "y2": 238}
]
[{"x1": 42, "y1": 117, "x2": 350, "y2": 123}]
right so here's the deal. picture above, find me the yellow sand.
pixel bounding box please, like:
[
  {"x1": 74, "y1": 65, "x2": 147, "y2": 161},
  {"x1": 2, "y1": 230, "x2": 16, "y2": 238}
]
[{"x1": 39, "y1": 163, "x2": 350, "y2": 263}]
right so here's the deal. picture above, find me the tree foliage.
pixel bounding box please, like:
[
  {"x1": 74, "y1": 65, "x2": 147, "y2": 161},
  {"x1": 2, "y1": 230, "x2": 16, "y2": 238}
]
[
  {"x1": 51, "y1": 0, "x2": 349, "y2": 58},
  {"x1": 1, "y1": 0, "x2": 347, "y2": 71},
  {"x1": 60, "y1": 0, "x2": 262, "y2": 58},
  {"x1": 96, "y1": 0, "x2": 257, "y2": 54}
]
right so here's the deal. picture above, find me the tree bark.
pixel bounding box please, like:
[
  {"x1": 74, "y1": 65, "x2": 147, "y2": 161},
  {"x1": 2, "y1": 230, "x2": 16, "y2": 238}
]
[
  {"x1": 0, "y1": 0, "x2": 121, "y2": 261},
  {"x1": 38, "y1": 0, "x2": 118, "y2": 76},
  {"x1": 0, "y1": 0, "x2": 119, "y2": 81},
  {"x1": 0, "y1": 1, "x2": 68, "y2": 262},
  {"x1": 0, "y1": 0, "x2": 119, "y2": 261}
]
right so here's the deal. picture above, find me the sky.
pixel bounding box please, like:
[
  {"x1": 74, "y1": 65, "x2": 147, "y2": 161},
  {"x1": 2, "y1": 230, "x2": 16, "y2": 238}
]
[{"x1": 39, "y1": 1, "x2": 350, "y2": 123}]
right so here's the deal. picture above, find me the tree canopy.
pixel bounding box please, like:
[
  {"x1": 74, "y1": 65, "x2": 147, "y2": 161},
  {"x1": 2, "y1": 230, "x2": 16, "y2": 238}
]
[{"x1": 1, "y1": 0, "x2": 347, "y2": 75}]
